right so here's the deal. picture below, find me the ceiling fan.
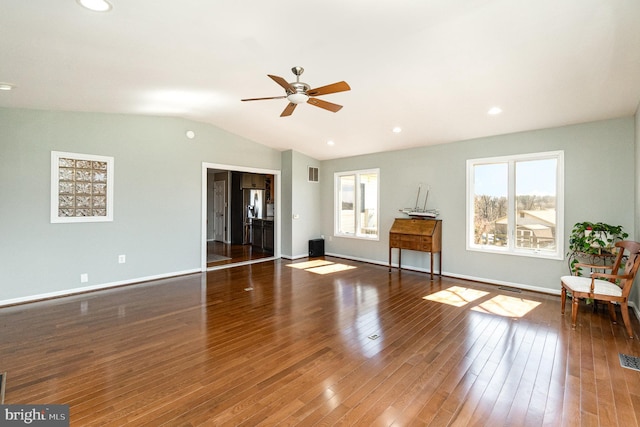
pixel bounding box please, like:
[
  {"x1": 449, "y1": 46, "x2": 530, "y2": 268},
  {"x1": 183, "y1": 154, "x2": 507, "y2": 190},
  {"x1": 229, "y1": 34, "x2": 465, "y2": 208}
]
[{"x1": 241, "y1": 66, "x2": 351, "y2": 117}]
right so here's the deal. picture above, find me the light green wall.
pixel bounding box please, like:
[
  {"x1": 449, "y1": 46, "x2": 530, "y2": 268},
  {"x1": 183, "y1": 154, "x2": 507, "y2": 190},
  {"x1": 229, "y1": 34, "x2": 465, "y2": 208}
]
[
  {"x1": 634, "y1": 104, "x2": 640, "y2": 308},
  {"x1": 2, "y1": 107, "x2": 636, "y2": 304},
  {"x1": 279, "y1": 150, "x2": 322, "y2": 258},
  {"x1": 0, "y1": 108, "x2": 281, "y2": 302},
  {"x1": 291, "y1": 151, "x2": 322, "y2": 258},
  {"x1": 321, "y1": 117, "x2": 635, "y2": 294},
  {"x1": 280, "y1": 150, "x2": 293, "y2": 257}
]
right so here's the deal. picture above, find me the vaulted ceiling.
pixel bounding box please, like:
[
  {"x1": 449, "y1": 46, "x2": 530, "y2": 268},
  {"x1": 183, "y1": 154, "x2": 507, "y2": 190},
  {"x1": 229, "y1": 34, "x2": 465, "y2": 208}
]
[{"x1": 2, "y1": 1, "x2": 639, "y2": 160}]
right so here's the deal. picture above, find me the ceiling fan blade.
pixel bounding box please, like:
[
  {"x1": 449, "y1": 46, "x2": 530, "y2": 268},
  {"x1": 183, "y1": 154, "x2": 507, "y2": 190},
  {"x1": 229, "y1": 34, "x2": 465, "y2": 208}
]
[
  {"x1": 241, "y1": 96, "x2": 287, "y2": 101},
  {"x1": 307, "y1": 81, "x2": 351, "y2": 97},
  {"x1": 268, "y1": 75, "x2": 295, "y2": 92},
  {"x1": 281, "y1": 102, "x2": 297, "y2": 117},
  {"x1": 307, "y1": 98, "x2": 343, "y2": 113}
]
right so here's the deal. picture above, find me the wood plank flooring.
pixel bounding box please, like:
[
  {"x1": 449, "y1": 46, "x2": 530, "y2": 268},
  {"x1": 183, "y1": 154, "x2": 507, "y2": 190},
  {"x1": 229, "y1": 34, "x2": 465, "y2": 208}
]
[
  {"x1": 207, "y1": 241, "x2": 271, "y2": 268},
  {"x1": 2, "y1": 257, "x2": 640, "y2": 426}
]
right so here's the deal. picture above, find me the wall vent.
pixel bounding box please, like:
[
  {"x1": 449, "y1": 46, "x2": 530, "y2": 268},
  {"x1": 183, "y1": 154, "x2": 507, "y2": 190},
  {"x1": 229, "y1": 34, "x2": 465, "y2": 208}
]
[{"x1": 308, "y1": 166, "x2": 319, "y2": 182}]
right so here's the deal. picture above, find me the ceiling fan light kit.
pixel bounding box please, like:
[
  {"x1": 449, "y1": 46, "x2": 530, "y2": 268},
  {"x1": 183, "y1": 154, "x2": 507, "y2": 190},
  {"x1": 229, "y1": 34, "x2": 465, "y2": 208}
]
[{"x1": 242, "y1": 66, "x2": 350, "y2": 117}]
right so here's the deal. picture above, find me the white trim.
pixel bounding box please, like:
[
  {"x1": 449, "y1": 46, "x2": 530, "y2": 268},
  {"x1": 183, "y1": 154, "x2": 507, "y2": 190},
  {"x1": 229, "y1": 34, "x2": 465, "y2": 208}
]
[
  {"x1": 206, "y1": 256, "x2": 277, "y2": 271},
  {"x1": 325, "y1": 251, "x2": 561, "y2": 295},
  {"x1": 334, "y1": 168, "x2": 380, "y2": 240},
  {"x1": 201, "y1": 162, "x2": 281, "y2": 272},
  {"x1": 466, "y1": 150, "x2": 564, "y2": 260},
  {"x1": 51, "y1": 151, "x2": 114, "y2": 223},
  {"x1": 0, "y1": 268, "x2": 201, "y2": 307}
]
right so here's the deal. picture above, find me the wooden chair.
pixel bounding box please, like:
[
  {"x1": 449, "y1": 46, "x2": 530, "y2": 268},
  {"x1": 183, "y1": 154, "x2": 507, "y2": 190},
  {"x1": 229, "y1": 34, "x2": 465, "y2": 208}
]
[{"x1": 561, "y1": 240, "x2": 640, "y2": 338}]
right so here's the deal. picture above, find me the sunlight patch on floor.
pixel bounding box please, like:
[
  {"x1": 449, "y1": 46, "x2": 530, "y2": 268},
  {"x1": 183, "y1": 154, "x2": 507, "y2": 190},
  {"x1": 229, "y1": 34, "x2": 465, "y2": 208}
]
[
  {"x1": 306, "y1": 263, "x2": 356, "y2": 275},
  {"x1": 423, "y1": 286, "x2": 489, "y2": 307},
  {"x1": 287, "y1": 260, "x2": 334, "y2": 269},
  {"x1": 287, "y1": 260, "x2": 357, "y2": 275},
  {"x1": 471, "y1": 294, "x2": 541, "y2": 318}
]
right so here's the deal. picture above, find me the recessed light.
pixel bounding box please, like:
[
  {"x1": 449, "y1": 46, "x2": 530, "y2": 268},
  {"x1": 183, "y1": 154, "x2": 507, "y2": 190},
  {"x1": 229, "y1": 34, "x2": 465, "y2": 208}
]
[
  {"x1": 327, "y1": 140, "x2": 335, "y2": 146},
  {"x1": 186, "y1": 130, "x2": 196, "y2": 139},
  {"x1": 0, "y1": 83, "x2": 15, "y2": 91},
  {"x1": 77, "y1": 0, "x2": 113, "y2": 12},
  {"x1": 392, "y1": 127, "x2": 402, "y2": 133},
  {"x1": 488, "y1": 107, "x2": 502, "y2": 115}
]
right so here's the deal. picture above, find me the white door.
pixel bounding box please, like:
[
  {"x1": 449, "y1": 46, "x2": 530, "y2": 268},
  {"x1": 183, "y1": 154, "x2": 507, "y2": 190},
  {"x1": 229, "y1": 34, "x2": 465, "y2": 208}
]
[{"x1": 214, "y1": 181, "x2": 226, "y2": 242}]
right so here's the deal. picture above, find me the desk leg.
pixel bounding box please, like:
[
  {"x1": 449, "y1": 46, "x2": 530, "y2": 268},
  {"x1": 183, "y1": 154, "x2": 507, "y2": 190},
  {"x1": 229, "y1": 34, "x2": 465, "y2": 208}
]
[
  {"x1": 430, "y1": 252, "x2": 434, "y2": 280},
  {"x1": 388, "y1": 247, "x2": 392, "y2": 272},
  {"x1": 398, "y1": 249, "x2": 401, "y2": 271},
  {"x1": 439, "y1": 251, "x2": 442, "y2": 277}
]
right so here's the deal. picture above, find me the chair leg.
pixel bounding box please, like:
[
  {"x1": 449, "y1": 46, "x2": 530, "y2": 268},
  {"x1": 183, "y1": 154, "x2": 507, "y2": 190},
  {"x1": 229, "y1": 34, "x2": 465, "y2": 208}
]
[
  {"x1": 620, "y1": 302, "x2": 634, "y2": 339},
  {"x1": 561, "y1": 286, "x2": 566, "y2": 315},
  {"x1": 607, "y1": 302, "x2": 617, "y2": 324},
  {"x1": 571, "y1": 296, "x2": 579, "y2": 329}
]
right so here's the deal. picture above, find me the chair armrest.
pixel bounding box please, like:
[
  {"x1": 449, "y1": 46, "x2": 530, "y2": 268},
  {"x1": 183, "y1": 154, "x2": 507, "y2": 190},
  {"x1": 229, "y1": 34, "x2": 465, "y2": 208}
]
[
  {"x1": 574, "y1": 262, "x2": 610, "y2": 270},
  {"x1": 589, "y1": 273, "x2": 630, "y2": 292},
  {"x1": 591, "y1": 272, "x2": 631, "y2": 281}
]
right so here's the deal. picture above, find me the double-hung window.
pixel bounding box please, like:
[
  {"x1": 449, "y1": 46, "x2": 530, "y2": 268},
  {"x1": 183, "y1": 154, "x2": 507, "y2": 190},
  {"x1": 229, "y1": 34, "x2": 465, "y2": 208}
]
[
  {"x1": 335, "y1": 169, "x2": 379, "y2": 239},
  {"x1": 467, "y1": 151, "x2": 564, "y2": 259}
]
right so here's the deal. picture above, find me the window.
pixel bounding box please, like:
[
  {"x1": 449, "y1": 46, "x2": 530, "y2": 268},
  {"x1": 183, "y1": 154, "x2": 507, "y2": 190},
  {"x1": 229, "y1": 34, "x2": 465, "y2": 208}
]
[
  {"x1": 51, "y1": 151, "x2": 114, "y2": 223},
  {"x1": 467, "y1": 151, "x2": 564, "y2": 259},
  {"x1": 335, "y1": 169, "x2": 379, "y2": 239}
]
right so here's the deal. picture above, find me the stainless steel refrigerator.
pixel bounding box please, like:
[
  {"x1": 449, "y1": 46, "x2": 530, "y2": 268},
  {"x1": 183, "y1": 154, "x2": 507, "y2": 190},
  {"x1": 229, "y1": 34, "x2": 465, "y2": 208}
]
[{"x1": 243, "y1": 189, "x2": 265, "y2": 244}]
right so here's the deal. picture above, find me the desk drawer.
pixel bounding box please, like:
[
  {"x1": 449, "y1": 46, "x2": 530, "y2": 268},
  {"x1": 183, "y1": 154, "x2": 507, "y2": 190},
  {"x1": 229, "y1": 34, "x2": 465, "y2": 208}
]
[
  {"x1": 421, "y1": 237, "x2": 432, "y2": 251},
  {"x1": 390, "y1": 233, "x2": 421, "y2": 250}
]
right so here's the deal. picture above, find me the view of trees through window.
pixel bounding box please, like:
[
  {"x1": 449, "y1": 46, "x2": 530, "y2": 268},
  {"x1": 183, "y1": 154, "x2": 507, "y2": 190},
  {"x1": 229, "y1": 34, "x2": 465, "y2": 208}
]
[{"x1": 469, "y1": 153, "x2": 562, "y2": 257}]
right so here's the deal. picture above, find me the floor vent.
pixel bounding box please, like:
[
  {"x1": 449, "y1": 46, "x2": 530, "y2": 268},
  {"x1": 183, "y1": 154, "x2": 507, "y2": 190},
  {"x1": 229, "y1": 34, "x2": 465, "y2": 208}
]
[
  {"x1": 498, "y1": 286, "x2": 522, "y2": 293},
  {"x1": 619, "y1": 353, "x2": 640, "y2": 372},
  {"x1": 368, "y1": 334, "x2": 380, "y2": 340}
]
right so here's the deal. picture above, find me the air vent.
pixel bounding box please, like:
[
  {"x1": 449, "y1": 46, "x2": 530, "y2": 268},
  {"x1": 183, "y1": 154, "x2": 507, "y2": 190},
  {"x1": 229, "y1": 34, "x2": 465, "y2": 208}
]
[
  {"x1": 308, "y1": 166, "x2": 319, "y2": 182},
  {"x1": 619, "y1": 353, "x2": 640, "y2": 372}
]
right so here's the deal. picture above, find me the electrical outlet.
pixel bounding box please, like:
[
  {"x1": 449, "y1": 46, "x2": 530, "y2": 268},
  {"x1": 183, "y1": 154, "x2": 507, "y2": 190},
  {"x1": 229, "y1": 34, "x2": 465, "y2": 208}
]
[
  {"x1": 80, "y1": 273, "x2": 88, "y2": 283},
  {"x1": 118, "y1": 254, "x2": 126, "y2": 264}
]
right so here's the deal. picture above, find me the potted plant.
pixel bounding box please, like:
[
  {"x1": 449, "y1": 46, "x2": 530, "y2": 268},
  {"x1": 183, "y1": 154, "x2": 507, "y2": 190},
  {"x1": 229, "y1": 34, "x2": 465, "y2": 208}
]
[{"x1": 567, "y1": 221, "x2": 628, "y2": 274}]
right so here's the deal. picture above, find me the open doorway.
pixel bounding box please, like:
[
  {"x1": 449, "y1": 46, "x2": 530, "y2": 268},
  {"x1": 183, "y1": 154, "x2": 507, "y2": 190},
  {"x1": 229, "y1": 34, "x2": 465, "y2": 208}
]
[{"x1": 201, "y1": 162, "x2": 280, "y2": 271}]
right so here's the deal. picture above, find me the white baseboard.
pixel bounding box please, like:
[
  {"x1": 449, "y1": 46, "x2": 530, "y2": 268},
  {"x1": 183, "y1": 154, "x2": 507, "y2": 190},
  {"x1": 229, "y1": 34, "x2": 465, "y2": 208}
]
[
  {"x1": 326, "y1": 252, "x2": 640, "y2": 322},
  {"x1": 0, "y1": 268, "x2": 201, "y2": 307},
  {"x1": 5, "y1": 255, "x2": 640, "y2": 325},
  {"x1": 281, "y1": 254, "x2": 308, "y2": 260}
]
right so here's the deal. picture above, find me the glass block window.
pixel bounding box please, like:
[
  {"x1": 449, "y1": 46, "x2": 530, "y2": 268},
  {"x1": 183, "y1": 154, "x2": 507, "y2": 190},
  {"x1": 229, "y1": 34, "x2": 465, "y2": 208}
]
[{"x1": 51, "y1": 151, "x2": 114, "y2": 223}]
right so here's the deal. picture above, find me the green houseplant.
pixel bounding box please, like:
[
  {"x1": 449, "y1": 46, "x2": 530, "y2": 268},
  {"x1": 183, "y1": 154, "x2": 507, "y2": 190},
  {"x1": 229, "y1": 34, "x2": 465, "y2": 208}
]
[{"x1": 567, "y1": 221, "x2": 628, "y2": 274}]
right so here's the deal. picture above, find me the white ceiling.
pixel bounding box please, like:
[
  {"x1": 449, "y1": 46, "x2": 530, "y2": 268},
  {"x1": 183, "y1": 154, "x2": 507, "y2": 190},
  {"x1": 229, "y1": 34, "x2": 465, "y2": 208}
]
[{"x1": 2, "y1": 1, "x2": 640, "y2": 160}]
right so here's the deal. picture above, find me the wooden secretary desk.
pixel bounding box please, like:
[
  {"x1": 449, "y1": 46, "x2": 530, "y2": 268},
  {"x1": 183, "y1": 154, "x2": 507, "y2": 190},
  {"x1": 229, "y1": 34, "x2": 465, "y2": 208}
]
[{"x1": 389, "y1": 218, "x2": 442, "y2": 280}]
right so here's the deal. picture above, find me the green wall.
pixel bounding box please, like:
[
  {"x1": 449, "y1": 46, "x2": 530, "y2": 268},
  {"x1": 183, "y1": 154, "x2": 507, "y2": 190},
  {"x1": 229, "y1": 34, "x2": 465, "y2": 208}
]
[
  {"x1": 2, "y1": 107, "x2": 637, "y2": 312},
  {"x1": 321, "y1": 117, "x2": 636, "y2": 295},
  {"x1": 0, "y1": 108, "x2": 281, "y2": 303}
]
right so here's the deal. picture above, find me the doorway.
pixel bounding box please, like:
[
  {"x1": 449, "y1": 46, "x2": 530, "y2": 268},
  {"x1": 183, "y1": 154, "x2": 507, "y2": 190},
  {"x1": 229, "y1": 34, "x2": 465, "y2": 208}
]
[{"x1": 201, "y1": 162, "x2": 280, "y2": 271}]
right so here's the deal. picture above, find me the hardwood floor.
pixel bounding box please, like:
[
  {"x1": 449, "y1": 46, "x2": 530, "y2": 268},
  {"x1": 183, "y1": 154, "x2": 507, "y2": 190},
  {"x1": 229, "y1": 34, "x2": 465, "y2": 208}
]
[
  {"x1": 207, "y1": 241, "x2": 271, "y2": 268},
  {"x1": 2, "y1": 257, "x2": 640, "y2": 426}
]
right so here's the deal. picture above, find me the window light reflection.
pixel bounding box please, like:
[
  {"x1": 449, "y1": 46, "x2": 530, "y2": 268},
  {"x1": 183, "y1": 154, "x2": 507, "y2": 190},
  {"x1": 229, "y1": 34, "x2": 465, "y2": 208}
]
[
  {"x1": 471, "y1": 295, "x2": 541, "y2": 318},
  {"x1": 306, "y1": 263, "x2": 356, "y2": 275},
  {"x1": 286, "y1": 260, "x2": 357, "y2": 275},
  {"x1": 423, "y1": 286, "x2": 489, "y2": 307},
  {"x1": 287, "y1": 260, "x2": 334, "y2": 269}
]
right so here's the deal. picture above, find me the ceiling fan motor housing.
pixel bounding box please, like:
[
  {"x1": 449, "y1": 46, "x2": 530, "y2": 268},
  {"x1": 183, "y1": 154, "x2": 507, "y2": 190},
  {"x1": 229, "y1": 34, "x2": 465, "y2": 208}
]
[{"x1": 287, "y1": 82, "x2": 310, "y2": 104}]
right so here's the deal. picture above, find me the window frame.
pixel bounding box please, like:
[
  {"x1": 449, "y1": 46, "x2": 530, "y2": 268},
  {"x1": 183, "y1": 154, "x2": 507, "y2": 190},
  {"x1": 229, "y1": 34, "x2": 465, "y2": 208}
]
[
  {"x1": 334, "y1": 168, "x2": 380, "y2": 240},
  {"x1": 51, "y1": 151, "x2": 115, "y2": 223},
  {"x1": 466, "y1": 151, "x2": 564, "y2": 260}
]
